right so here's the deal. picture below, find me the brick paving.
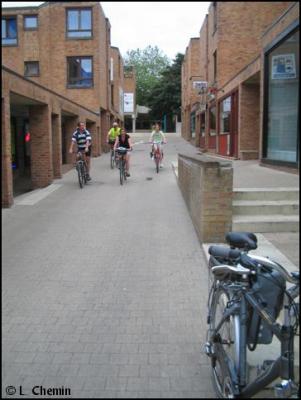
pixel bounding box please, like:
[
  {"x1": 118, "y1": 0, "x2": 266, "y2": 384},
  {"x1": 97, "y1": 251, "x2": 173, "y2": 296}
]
[{"x1": 2, "y1": 132, "x2": 215, "y2": 398}]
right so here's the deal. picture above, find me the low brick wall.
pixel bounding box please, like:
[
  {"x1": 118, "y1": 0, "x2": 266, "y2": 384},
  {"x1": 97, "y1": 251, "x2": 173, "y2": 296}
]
[{"x1": 178, "y1": 153, "x2": 233, "y2": 243}]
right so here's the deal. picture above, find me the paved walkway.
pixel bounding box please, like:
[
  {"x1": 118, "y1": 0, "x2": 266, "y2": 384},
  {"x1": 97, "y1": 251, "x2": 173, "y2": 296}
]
[{"x1": 2, "y1": 132, "x2": 215, "y2": 398}]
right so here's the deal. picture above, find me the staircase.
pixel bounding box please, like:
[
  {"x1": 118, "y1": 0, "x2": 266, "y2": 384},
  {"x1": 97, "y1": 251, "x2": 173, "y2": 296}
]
[{"x1": 232, "y1": 188, "x2": 299, "y2": 233}]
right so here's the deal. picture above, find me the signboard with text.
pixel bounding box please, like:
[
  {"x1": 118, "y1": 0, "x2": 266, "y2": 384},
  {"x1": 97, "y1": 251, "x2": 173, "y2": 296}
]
[{"x1": 124, "y1": 92, "x2": 134, "y2": 113}]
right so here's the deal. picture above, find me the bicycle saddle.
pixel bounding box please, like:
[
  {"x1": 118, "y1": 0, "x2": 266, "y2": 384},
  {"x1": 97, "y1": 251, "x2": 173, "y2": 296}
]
[{"x1": 225, "y1": 232, "x2": 257, "y2": 250}]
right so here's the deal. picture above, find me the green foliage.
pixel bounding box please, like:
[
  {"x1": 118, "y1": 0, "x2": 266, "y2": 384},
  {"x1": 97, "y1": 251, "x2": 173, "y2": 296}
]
[
  {"x1": 124, "y1": 45, "x2": 171, "y2": 106},
  {"x1": 147, "y1": 53, "x2": 184, "y2": 121}
]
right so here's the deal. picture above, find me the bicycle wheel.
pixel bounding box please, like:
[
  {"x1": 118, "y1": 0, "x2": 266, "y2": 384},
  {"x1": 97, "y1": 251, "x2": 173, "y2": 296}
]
[
  {"x1": 155, "y1": 154, "x2": 159, "y2": 173},
  {"x1": 81, "y1": 163, "x2": 87, "y2": 184},
  {"x1": 208, "y1": 286, "x2": 240, "y2": 398},
  {"x1": 119, "y1": 159, "x2": 124, "y2": 185},
  {"x1": 77, "y1": 162, "x2": 83, "y2": 188}
]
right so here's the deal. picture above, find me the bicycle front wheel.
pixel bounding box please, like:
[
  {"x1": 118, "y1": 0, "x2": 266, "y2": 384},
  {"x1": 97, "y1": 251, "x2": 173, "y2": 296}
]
[
  {"x1": 120, "y1": 161, "x2": 124, "y2": 185},
  {"x1": 208, "y1": 286, "x2": 240, "y2": 398},
  {"x1": 82, "y1": 163, "x2": 87, "y2": 184},
  {"x1": 77, "y1": 163, "x2": 83, "y2": 188},
  {"x1": 155, "y1": 155, "x2": 159, "y2": 173}
]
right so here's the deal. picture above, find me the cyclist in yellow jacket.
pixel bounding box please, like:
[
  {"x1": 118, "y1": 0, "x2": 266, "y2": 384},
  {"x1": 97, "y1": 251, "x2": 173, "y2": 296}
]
[{"x1": 107, "y1": 122, "x2": 121, "y2": 148}]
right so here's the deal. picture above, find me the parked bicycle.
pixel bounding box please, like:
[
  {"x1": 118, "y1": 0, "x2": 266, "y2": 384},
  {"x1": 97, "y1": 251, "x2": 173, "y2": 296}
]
[
  {"x1": 116, "y1": 146, "x2": 129, "y2": 185},
  {"x1": 205, "y1": 231, "x2": 299, "y2": 398},
  {"x1": 75, "y1": 151, "x2": 88, "y2": 189}
]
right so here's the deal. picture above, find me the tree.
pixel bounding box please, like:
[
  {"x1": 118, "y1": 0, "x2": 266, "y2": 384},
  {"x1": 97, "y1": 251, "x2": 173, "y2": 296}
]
[
  {"x1": 124, "y1": 45, "x2": 170, "y2": 106},
  {"x1": 147, "y1": 53, "x2": 184, "y2": 127}
]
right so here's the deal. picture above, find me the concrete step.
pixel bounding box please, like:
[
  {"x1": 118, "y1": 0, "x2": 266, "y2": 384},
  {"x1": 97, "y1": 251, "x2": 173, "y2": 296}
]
[
  {"x1": 233, "y1": 215, "x2": 299, "y2": 233},
  {"x1": 233, "y1": 200, "x2": 299, "y2": 216},
  {"x1": 233, "y1": 188, "x2": 299, "y2": 201}
]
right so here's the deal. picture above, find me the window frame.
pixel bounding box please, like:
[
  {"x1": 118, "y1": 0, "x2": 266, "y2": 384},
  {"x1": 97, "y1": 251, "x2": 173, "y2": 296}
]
[
  {"x1": 66, "y1": 7, "x2": 93, "y2": 39},
  {"x1": 213, "y1": 50, "x2": 217, "y2": 83},
  {"x1": 24, "y1": 61, "x2": 40, "y2": 77},
  {"x1": 2, "y1": 16, "x2": 18, "y2": 46},
  {"x1": 67, "y1": 56, "x2": 93, "y2": 89},
  {"x1": 219, "y1": 96, "x2": 231, "y2": 135},
  {"x1": 209, "y1": 105, "x2": 217, "y2": 136},
  {"x1": 23, "y1": 14, "x2": 38, "y2": 31},
  {"x1": 262, "y1": 24, "x2": 299, "y2": 167}
]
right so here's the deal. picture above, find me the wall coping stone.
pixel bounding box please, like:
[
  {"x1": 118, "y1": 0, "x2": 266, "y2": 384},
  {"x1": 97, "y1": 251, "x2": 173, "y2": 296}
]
[{"x1": 178, "y1": 152, "x2": 232, "y2": 168}]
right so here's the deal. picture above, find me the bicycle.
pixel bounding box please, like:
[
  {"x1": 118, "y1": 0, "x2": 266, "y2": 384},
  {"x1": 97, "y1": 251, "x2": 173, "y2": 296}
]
[
  {"x1": 75, "y1": 151, "x2": 88, "y2": 189},
  {"x1": 151, "y1": 140, "x2": 164, "y2": 173},
  {"x1": 205, "y1": 231, "x2": 299, "y2": 398},
  {"x1": 116, "y1": 146, "x2": 129, "y2": 185}
]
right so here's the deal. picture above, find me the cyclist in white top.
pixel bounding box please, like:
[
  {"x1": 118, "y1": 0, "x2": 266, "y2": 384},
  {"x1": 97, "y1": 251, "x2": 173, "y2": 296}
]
[{"x1": 149, "y1": 122, "x2": 166, "y2": 168}]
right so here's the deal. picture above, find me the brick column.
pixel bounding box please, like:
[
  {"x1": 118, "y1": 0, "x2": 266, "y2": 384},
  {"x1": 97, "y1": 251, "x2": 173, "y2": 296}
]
[
  {"x1": 178, "y1": 153, "x2": 233, "y2": 243},
  {"x1": 239, "y1": 82, "x2": 260, "y2": 160},
  {"x1": 2, "y1": 97, "x2": 13, "y2": 207},
  {"x1": 29, "y1": 104, "x2": 53, "y2": 188},
  {"x1": 87, "y1": 122, "x2": 99, "y2": 157},
  {"x1": 64, "y1": 116, "x2": 79, "y2": 164},
  {"x1": 101, "y1": 110, "x2": 109, "y2": 153},
  {"x1": 52, "y1": 113, "x2": 62, "y2": 179}
]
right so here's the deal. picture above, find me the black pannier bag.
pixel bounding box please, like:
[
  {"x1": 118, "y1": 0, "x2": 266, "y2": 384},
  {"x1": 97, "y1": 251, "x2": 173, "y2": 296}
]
[{"x1": 247, "y1": 267, "x2": 286, "y2": 346}]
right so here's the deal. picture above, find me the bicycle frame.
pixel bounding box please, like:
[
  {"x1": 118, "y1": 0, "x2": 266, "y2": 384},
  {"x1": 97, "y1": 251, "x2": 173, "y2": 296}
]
[{"x1": 210, "y1": 279, "x2": 298, "y2": 398}]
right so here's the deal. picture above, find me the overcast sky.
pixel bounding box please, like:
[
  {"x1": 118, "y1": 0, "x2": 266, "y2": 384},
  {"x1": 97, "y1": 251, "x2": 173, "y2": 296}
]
[{"x1": 2, "y1": 1, "x2": 210, "y2": 60}]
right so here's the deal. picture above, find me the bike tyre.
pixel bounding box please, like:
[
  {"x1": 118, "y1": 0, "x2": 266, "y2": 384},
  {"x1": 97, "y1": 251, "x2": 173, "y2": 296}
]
[
  {"x1": 208, "y1": 286, "x2": 240, "y2": 398},
  {"x1": 155, "y1": 155, "x2": 159, "y2": 173},
  {"x1": 82, "y1": 163, "x2": 87, "y2": 184},
  {"x1": 77, "y1": 163, "x2": 83, "y2": 189},
  {"x1": 120, "y1": 162, "x2": 124, "y2": 185}
]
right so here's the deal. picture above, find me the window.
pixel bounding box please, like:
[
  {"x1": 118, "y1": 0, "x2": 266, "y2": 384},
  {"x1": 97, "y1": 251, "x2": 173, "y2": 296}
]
[
  {"x1": 110, "y1": 58, "x2": 114, "y2": 81},
  {"x1": 2, "y1": 17, "x2": 17, "y2": 45},
  {"x1": 220, "y1": 97, "x2": 231, "y2": 134},
  {"x1": 111, "y1": 84, "x2": 114, "y2": 107},
  {"x1": 201, "y1": 113, "x2": 206, "y2": 137},
  {"x1": 67, "y1": 57, "x2": 93, "y2": 88},
  {"x1": 24, "y1": 15, "x2": 38, "y2": 30},
  {"x1": 67, "y1": 8, "x2": 92, "y2": 38},
  {"x1": 213, "y1": 51, "x2": 217, "y2": 82},
  {"x1": 24, "y1": 61, "x2": 39, "y2": 77},
  {"x1": 209, "y1": 106, "x2": 217, "y2": 136},
  {"x1": 190, "y1": 112, "x2": 196, "y2": 138},
  {"x1": 264, "y1": 28, "x2": 299, "y2": 164},
  {"x1": 212, "y1": 2, "x2": 217, "y2": 34}
]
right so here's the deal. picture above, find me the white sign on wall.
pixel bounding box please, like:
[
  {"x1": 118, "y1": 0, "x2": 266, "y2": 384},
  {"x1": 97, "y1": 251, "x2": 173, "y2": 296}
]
[
  {"x1": 124, "y1": 92, "x2": 134, "y2": 113},
  {"x1": 192, "y1": 81, "x2": 207, "y2": 90},
  {"x1": 272, "y1": 54, "x2": 296, "y2": 79}
]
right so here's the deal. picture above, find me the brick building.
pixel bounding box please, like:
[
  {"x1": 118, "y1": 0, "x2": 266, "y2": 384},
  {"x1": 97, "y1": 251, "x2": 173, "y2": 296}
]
[
  {"x1": 181, "y1": 2, "x2": 299, "y2": 170},
  {"x1": 109, "y1": 46, "x2": 124, "y2": 124},
  {"x1": 181, "y1": 38, "x2": 201, "y2": 143},
  {"x1": 2, "y1": 1, "x2": 135, "y2": 207}
]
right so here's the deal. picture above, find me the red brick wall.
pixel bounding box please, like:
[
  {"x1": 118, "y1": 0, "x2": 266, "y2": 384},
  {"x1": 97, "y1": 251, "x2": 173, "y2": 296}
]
[{"x1": 29, "y1": 104, "x2": 53, "y2": 188}]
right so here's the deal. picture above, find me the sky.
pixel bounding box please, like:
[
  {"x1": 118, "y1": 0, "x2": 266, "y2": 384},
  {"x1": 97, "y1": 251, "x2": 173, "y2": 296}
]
[{"x1": 2, "y1": 1, "x2": 211, "y2": 60}]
